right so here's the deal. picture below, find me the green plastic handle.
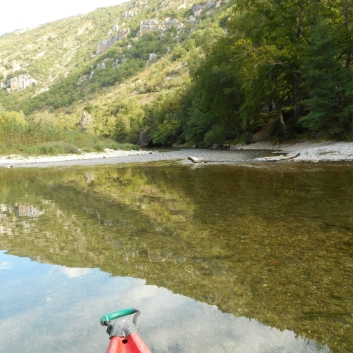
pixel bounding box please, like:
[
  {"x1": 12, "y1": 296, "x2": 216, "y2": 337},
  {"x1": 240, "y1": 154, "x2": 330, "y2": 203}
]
[{"x1": 100, "y1": 308, "x2": 136, "y2": 326}]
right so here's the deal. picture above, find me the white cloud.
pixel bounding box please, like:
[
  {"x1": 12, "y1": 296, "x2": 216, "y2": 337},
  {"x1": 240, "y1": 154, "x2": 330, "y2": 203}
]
[
  {"x1": 0, "y1": 275, "x2": 330, "y2": 353},
  {"x1": 59, "y1": 266, "x2": 93, "y2": 278},
  {"x1": 0, "y1": 261, "x2": 11, "y2": 270},
  {"x1": 0, "y1": 252, "x2": 329, "y2": 353}
]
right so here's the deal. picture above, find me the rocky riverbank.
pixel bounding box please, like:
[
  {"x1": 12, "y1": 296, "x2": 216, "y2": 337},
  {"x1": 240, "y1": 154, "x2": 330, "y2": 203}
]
[
  {"x1": 1, "y1": 141, "x2": 353, "y2": 168},
  {"x1": 231, "y1": 140, "x2": 353, "y2": 162}
]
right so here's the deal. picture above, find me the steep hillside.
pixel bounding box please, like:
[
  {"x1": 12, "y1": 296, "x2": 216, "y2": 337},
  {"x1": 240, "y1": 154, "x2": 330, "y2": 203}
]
[
  {"x1": 0, "y1": 0, "x2": 232, "y2": 111},
  {"x1": 2, "y1": 0, "x2": 350, "y2": 148},
  {"x1": 0, "y1": 0, "x2": 238, "y2": 148}
]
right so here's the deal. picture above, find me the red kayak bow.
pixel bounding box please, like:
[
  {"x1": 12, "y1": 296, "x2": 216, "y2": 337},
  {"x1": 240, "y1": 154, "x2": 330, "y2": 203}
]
[{"x1": 101, "y1": 308, "x2": 151, "y2": 353}]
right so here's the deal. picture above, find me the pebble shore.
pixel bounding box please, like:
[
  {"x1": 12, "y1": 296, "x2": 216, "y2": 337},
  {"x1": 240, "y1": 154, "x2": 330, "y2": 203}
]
[
  {"x1": 231, "y1": 140, "x2": 353, "y2": 162},
  {"x1": 1, "y1": 141, "x2": 353, "y2": 168}
]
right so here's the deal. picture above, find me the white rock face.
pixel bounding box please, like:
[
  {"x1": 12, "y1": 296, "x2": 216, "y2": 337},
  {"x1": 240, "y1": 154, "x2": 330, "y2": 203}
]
[
  {"x1": 140, "y1": 18, "x2": 184, "y2": 35},
  {"x1": 139, "y1": 19, "x2": 160, "y2": 34},
  {"x1": 96, "y1": 59, "x2": 109, "y2": 70},
  {"x1": 95, "y1": 28, "x2": 131, "y2": 54},
  {"x1": 124, "y1": 11, "x2": 137, "y2": 18},
  {"x1": 192, "y1": 0, "x2": 222, "y2": 16},
  {"x1": 148, "y1": 53, "x2": 158, "y2": 62},
  {"x1": 112, "y1": 59, "x2": 120, "y2": 68},
  {"x1": 4, "y1": 74, "x2": 37, "y2": 91},
  {"x1": 186, "y1": 15, "x2": 197, "y2": 23},
  {"x1": 128, "y1": 1, "x2": 141, "y2": 9},
  {"x1": 78, "y1": 75, "x2": 88, "y2": 85},
  {"x1": 192, "y1": 4, "x2": 203, "y2": 17}
]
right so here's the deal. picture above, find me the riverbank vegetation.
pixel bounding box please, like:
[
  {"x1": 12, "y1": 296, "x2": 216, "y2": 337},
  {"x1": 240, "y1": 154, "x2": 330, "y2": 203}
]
[
  {"x1": 0, "y1": 110, "x2": 137, "y2": 156},
  {"x1": 145, "y1": 0, "x2": 353, "y2": 146},
  {"x1": 0, "y1": 0, "x2": 352, "y2": 149}
]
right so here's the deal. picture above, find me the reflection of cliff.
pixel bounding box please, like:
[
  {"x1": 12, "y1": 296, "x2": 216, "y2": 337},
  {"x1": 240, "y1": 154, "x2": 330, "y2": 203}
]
[
  {"x1": 0, "y1": 202, "x2": 45, "y2": 236},
  {"x1": 76, "y1": 167, "x2": 194, "y2": 233},
  {"x1": 0, "y1": 164, "x2": 353, "y2": 352},
  {"x1": 1, "y1": 203, "x2": 44, "y2": 218},
  {"x1": 14, "y1": 204, "x2": 44, "y2": 217}
]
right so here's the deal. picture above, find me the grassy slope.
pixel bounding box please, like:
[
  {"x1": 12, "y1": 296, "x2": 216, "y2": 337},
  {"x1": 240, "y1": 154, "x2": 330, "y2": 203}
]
[{"x1": 0, "y1": 0, "x2": 232, "y2": 111}]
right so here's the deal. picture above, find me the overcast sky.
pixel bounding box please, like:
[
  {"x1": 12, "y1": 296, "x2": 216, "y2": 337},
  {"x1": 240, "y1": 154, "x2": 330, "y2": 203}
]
[{"x1": 0, "y1": 0, "x2": 127, "y2": 36}]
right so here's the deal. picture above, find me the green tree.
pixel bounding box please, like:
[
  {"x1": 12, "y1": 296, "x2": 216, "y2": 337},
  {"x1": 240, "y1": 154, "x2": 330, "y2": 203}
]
[{"x1": 300, "y1": 21, "x2": 353, "y2": 137}]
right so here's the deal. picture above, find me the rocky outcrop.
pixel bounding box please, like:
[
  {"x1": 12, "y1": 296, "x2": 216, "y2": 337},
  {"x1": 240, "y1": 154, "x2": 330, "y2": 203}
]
[
  {"x1": 139, "y1": 19, "x2": 160, "y2": 34},
  {"x1": 124, "y1": 11, "x2": 137, "y2": 18},
  {"x1": 79, "y1": 110, "x2": 92, "y2": 132},
  {"x1": 162, "y1": 18, "x2": 184, "y2": 29},
  {"x1": 95, "y1": 28, "x2": 131, "y2": 54},
  {"x1": 139, "y1": 18, "x2": 184, "y2": 35},
  {"x1": 128, "y1": 1, "x2": 141, "y2": 9},
  {"x1": 3, "y1": 74, "x2": 37, "y2": 92},
  {"x1": 96, "y1": 59, "x2": 109, "y2": 70},
  {"x1": 80, "y1": 56, "x2": 124, "y2": 83},
  {"x1": 148, "y1": 53, "x2": 158, "y2": 62},
  {"x1": 192, "y1": 4, "x2": 204, "y2": 17},
  {"x1": 186, "y1": 15, "x2": 197, "y2": 23},
  {"x1": 112, "y1": 59, "x2": 120, "y2": 69},
  {"x1": 107, "y1": 23, "x2": 119, "y2": 35},
  {"x1": 78, "y1": 76, "x2": 88, "y2": 85},
  {"x1": 192, "y1": 0, "x2": 222, "y2": 17}
]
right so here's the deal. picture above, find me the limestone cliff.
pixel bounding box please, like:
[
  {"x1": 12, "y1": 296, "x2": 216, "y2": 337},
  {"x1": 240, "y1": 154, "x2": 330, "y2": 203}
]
[
  {"x1": 3, "y1": 74, "x2": 37, "y2": 92},
  {"x1": 139, "y1": 18, "x2": 184, "y2": 35},
  {"x1": 95, "y1": 28, "x2": 131, "y2": 54}
]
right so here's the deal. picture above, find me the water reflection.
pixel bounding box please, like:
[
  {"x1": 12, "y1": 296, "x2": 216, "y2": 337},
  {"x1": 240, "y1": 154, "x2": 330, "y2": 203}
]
[
  {"x1": 0, "y1": 251, "x2": 328, "y2": 353},
  {"x1": 59, "y1": 266, "x2": 93, "y2": 278},
  {"x1": 0, "y1": 163, "x2": 353, "y2": 352}
]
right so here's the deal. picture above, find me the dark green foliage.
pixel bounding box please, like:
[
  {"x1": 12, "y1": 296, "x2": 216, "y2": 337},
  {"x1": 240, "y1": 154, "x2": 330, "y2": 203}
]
[
  {"x1": 152, "y1": 112, "x2": 182, "y2": 146},
  {"x1": 114, "y1": 115, "x2": 129, "y2": 143},
  {"x1": 171, "y1": 45, "x2": 187, "y2": 61},
  {"x1": 3, "y1": 0, "x2": 353, "y2": 146},
  {"x1": 146, "y1": 0, "x2": 353, "y2": 144},
  {"x1": 204, "y1": 125, "x2": 226, "y2": 146},
  {"x1": 300, "y1": 21, "x2": 353, "y2": 137}
]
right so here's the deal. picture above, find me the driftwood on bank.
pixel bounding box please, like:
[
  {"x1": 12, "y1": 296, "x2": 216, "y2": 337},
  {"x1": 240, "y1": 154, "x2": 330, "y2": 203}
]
[
  {"x1": 187, "y1": 156, "x2": 231, "y2": 164},
  {"x1": 254, "y1": 152, "x2": 300, "y2": 162},
  {"x1": 187, "y1": 152, "x2": 300, "y2": 164}
]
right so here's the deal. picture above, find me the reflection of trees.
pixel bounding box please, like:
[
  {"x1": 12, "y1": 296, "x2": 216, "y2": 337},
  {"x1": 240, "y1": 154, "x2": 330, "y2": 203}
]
[{"x1": 0, "y1": 164, "x2": 352, "y2": 352}]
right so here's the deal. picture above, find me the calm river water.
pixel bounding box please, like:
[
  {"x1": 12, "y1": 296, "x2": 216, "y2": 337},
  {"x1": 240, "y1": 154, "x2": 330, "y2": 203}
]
[{"x1": 0, "y1": 157, "x2": 352, "y2": 352}]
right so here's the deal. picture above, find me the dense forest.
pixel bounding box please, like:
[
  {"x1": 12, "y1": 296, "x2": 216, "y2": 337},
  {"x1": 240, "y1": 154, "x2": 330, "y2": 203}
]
[
  {"x1": 1, "y1": 0, "x2": 353, "y2": 150},
  {"x1": 148, "y1": 0, "x2": 353, "y2": 146}
]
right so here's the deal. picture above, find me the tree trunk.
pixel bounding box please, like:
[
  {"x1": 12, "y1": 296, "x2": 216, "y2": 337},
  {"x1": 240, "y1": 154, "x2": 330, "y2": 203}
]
[{"x1": 274, "y1": 100, "x2": 288, "y2": 138}]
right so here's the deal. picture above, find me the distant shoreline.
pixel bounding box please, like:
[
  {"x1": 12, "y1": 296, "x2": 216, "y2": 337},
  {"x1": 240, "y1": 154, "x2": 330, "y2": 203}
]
[{"x1": 1, "y1": 141, "x2": 353, "y2": 168}]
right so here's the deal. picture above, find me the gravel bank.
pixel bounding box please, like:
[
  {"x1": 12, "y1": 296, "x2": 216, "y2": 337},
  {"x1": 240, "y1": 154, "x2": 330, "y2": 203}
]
[
  {"x1": 1, "y1": 141, "x2": 353, "y2": 168},
  {"x1": 232, "y1": 141, "x2": 353, "y2": 162}
]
